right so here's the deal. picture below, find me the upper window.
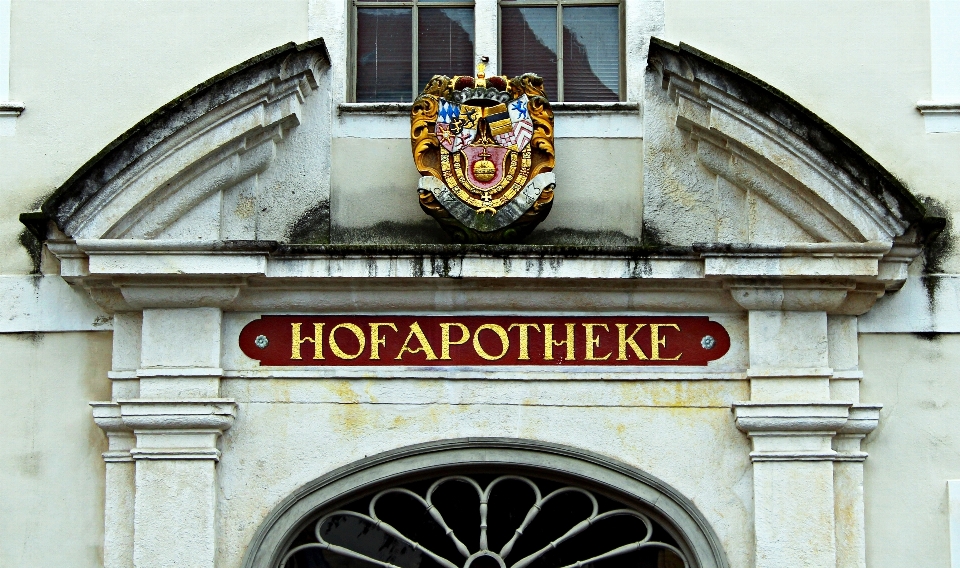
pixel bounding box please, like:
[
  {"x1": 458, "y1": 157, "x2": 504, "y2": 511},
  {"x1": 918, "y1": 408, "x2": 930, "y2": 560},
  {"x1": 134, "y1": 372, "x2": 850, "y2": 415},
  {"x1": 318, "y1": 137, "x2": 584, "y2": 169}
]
[
  {"x1": 500, "y1": 0, "x2": 621, "y2": 102},
  {"x1": 354, "y1": 0, "x2": 476, "y2": 102},
  {"x1": 352, "y1": 0, "x2": 622, "y2": 102}
]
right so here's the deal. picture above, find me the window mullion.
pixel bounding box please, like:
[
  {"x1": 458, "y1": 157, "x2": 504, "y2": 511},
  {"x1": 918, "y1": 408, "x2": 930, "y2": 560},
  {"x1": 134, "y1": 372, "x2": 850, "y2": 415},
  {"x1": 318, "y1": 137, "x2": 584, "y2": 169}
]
[
  {"x1": 412, "y1": 0, "x2": 419, "y2": 100},
  {"x1": 475, "y1": 0, "x2": 499, "y2": 74},
  {"x1": 556, "y1": 2, "x2": 563, "y2": 102}
]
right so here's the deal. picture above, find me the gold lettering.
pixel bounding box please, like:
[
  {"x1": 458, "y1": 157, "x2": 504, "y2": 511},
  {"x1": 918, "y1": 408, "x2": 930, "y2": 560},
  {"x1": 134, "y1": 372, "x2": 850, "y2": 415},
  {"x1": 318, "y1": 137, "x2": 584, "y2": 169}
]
[
  {"x1": 543, "y1": 323, "x2": 576, "y2": 361},
  {"x1": 291, "y1": 322, "x2": 324, "y2": 360},
  {"x1": 473, "y1": 324, "x2": 510, "y2": 360},
  {"x1": 508, "y1": 323, "x2": 541, "y2": 360},
  {"x1": 616, "y1": 323, "x2": 649, "y2": 361},
  {"x1": 395, "y1": 322, "x2": 438, "y2": 360},
  {"x1": 440, "y1": 323, "x2": 470, "y2": 360},
  {"x1": 368, "y1": 323, "x2": 398, "y2": 360},
  {"x1": 328, "y1": 323, "x2": 365, "y2": 360},
  {"x1": 583, "y1": 323, "x2": 611, "y2": 360},
  {"x1": 650, "y1": 323, "x2": 682, "y2": 361}
]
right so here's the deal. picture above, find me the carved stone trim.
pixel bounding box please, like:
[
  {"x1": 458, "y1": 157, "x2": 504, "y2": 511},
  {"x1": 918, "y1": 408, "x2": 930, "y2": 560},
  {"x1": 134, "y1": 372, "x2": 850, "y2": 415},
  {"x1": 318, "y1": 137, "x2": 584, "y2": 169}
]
[
  {"x1": 118, "y1": 399, "x2": 237, "y2": 432},
  {"x1": 241, "y1": 438, "x2": 730, "y2": 568},
  {"x1": 418, "y1": 172, "x2": 555, "y2": 231},
  {"x1": 733, "y1": 402, "x2": 852, "y2": 434}
]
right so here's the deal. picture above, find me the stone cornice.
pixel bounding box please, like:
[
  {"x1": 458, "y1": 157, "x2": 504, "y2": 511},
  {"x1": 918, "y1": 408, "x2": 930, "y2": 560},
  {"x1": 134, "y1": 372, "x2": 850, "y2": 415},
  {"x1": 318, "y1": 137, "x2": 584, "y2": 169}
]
[
  {"x1": 48, "y1": 239, "x2": 908, "y2": 313},
  {"x1": 733, "y1": 402, "x2": 852, "y2": 434},
  {"x1": 117, "y1": 399, "x2": 237, "y2": 432}
]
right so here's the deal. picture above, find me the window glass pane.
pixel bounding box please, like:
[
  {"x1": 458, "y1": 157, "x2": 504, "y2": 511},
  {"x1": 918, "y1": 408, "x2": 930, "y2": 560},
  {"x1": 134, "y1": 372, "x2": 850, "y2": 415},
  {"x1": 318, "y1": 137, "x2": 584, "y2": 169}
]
[
  {"x1": 418, "y1": 8, "x2": 475, "y2": 91},
  {"x1": 501, "y1": 7, "x2": 558, "y2": 101},
  {"x1": 356, "y1": 8, "x2": 413, "y2": 102},
  {"x1": 562, "y1": 6, "x2": 619, "y2": 101}
]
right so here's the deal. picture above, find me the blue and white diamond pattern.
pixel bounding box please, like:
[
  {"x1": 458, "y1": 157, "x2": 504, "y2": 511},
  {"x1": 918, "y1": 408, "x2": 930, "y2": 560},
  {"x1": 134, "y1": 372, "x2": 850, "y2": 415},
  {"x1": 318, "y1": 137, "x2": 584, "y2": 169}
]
[{"x1": 437, "y1": 99, "x2": 460, "y2": 124}]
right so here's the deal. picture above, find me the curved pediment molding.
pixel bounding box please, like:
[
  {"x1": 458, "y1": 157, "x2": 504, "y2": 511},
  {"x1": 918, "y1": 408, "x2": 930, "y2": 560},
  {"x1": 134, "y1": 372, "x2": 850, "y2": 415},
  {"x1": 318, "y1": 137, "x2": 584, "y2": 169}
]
[
  {"x1": 24, "y1": 40, "x2": 331, "y2": 242},
  {"x1": 644, "y1": 39, "x2": 933, "y2": 248}
]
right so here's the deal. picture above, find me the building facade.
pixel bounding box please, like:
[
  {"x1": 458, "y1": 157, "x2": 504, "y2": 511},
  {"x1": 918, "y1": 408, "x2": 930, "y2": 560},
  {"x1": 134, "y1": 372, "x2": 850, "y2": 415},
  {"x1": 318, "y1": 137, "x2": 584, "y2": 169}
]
[{"x1": 2, "y1": 1, "x2": 960, "y2": 568}]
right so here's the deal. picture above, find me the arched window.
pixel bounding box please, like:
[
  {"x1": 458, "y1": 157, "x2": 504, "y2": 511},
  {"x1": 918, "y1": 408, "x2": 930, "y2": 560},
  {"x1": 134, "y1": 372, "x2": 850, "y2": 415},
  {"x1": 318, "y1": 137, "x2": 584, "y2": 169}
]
[{"x1": 243, "y1": 440, "x2": 728, "y2": 568}]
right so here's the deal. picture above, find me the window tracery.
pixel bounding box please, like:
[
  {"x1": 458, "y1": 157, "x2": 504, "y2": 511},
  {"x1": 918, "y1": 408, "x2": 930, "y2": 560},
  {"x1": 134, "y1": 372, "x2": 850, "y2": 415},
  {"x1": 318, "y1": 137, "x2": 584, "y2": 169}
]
[{"x1": 280, "y1": 473, "x2": 686, "y2": 568}]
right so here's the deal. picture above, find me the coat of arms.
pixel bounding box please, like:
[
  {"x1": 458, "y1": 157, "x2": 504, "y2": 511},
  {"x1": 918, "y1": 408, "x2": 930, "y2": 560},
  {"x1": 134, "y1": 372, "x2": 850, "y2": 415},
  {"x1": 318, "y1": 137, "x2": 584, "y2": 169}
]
[{"x1": 411, "y1": 62, "x2": 555, "y2": 243}]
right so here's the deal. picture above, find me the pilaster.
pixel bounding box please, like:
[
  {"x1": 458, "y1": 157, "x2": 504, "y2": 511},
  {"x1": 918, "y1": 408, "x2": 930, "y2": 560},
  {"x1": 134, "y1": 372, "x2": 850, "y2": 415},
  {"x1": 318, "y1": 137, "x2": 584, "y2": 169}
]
[
  {"x1": 730, "y1": 280, "x2": 878, "y2": 568},
  {"x1": 833, "y1": 404, "x2": 880, "y2": 568},
  {"x1": 121, "y1": 399, "x2": 236, "y2": 568},
  {"x1": 91, "y1": 402, "x2": 136, "y2": 568}
]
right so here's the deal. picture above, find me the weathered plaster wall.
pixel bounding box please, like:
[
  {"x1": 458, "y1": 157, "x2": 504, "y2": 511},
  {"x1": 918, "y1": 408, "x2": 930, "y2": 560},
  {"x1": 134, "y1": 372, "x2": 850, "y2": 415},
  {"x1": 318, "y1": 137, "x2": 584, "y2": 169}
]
[
  {"x1": 0, "y1": 331, "x2": 112, "y2": 568},
  {"x1": 860, "y1": 333, "x2": 960, "y2": 568},
  {"x1": 329, "y1": 138, "x2": 643, "y2": 244},
  {"x1": 662, "y1": 0, "x2": 960, "y2": 270},
  {"x1": 217, "y1": 378, "x2": 754, "y2": 568},
  {"x1": 0, "y1": 0, "x2": 308, "y2": 273}
]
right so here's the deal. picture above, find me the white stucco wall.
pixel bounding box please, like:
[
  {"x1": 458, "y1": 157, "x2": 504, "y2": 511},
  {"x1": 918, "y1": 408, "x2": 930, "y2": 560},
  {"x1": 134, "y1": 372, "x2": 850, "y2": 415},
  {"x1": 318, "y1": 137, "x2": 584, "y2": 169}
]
[
  {"x1": 861, "y1": 333, "x2": 960, "y2": 568},
  {"x1": 0, "y1": 331, "x2": 112, "y2": 568},
  {"x1": 0, "y1": 0, "x2": 308, "y2": 274}
]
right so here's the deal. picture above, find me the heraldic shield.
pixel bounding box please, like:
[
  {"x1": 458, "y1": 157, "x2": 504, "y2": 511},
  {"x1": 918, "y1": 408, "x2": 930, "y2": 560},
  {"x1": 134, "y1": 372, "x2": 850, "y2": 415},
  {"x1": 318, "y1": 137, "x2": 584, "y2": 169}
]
[{"x1": 411, "y1": 65, "x2": 555, "y2": 243}]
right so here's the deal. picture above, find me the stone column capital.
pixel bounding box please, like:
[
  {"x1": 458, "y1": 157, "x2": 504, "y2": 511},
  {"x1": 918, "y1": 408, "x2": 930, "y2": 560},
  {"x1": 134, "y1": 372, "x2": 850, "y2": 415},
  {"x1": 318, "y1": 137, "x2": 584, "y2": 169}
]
[
  {"x1": 118, "y1": 398, "x2": 237, "y2": 431},
  {"x1": 733, "y1": 401, "x2": 855, "y2": 462},
  {"x1": 733, "y1": 402, "x2": 882, "y2": 463},
  {"x1": 733, "y1": 401, "x2": 852, "y2": 433},
  {"x1": 726, "y1": 280, "x2": 852, "y2": 312},
  {"x1": 92, "y1": 401, "x2": 136, "y2": 463},
  {"x1": 116, "y1": 398, "x2": 237, "y2": 461}
]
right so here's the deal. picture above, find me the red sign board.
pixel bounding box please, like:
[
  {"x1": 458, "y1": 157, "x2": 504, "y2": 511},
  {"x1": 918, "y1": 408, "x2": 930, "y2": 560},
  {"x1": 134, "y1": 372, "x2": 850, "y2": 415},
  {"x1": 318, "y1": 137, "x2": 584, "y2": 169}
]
[{"x1": 239, "y1": 316, "x2": 729, "y2": 367}]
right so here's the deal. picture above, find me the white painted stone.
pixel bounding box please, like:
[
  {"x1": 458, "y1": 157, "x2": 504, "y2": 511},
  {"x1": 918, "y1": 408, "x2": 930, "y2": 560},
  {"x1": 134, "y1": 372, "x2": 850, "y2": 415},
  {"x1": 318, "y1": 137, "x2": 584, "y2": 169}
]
[
  {"x1": 920, "y1": 1, "x2": 960, "y2": 133},
  {"x1": 0, "y1": 0, "x2": 20, "y2": 137},
  {"x1": 950, "y1": 480, "x2": 960, "y2": 568},
  {"x1": 0, "y1": 275, "x2": 111, "y2": 332},
  {"x1": 859, "y1": 274, "x2": 960, "y2": 333},
  {"x1": 917, "y1": 101, "x2": 960, "y2": 133},
  {"x1": 475, "y1": 0, "x2": 498, "y2": 75}
]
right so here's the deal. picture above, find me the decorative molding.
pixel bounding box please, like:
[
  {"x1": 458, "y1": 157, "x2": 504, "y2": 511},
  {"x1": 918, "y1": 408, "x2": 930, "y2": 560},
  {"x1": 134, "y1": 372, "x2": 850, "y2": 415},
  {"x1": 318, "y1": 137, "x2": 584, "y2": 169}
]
[
  {"x1": 39, "y1": 239, "x2": 914, "y2": 316},
  {"x1": 23, "y1": 40, "x2": 330, "y2": 242},
  {"x1": 0, "y1": 100, "x2": 23, "y2": 115},
  {"x1": 838, "y1": 404, "x2": 882, "y2": 436},
  {"x1": 666, "y1": 70, "x2": 904, "y2": 244},
  {"x1": 917, "y1": 101, "x2": 960, "y2": 133},
  {"x1": 118, "y1": 398, "x2": 237, "y2": 432},
  {"x1": 241, "y1": 438, "x2": 730, "y2": 568},
  {"x1": 645, "y1": 39, "x2": 934, "y2": 263},
  {"x1": 732, "y1": 402, "x2": 880, "y2": 463},
  {"x1": 91, "y1": 402, "x2": 136, "y2": 463},
  {"x1": 733, "y1": 402, "x2": 852, "y2": 434},
  {"x1": 130, "y1": 448, "x2": 223, "y2": 461}
]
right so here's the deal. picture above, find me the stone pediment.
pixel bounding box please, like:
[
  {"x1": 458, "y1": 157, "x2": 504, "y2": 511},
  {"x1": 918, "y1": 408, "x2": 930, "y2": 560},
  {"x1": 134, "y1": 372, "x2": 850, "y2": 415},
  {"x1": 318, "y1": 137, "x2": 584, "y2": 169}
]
[
  {"x1": 22, "y1": 40, "x2": 331, "y2": 243},
  {"x1": 19, "y1": 38, "x2": 941, "y2": 316},
  {"x1": 644, "y1": 39, "x2": 934, "y2": 249}
]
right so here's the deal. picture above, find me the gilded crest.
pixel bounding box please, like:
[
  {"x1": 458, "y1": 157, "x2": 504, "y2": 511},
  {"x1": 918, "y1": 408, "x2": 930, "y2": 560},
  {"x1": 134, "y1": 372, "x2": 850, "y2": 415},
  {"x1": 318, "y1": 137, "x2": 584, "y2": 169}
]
[{"x1": 411, "y1": 64, "x2": 555, "y2": 243}]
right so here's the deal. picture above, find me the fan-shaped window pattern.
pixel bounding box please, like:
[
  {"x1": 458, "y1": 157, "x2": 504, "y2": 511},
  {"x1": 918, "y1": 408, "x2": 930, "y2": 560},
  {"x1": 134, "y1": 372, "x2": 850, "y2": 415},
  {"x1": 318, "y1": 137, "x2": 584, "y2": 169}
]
[{"x1": 280, "y1": 473, "x2": 686, "y2": 568}]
